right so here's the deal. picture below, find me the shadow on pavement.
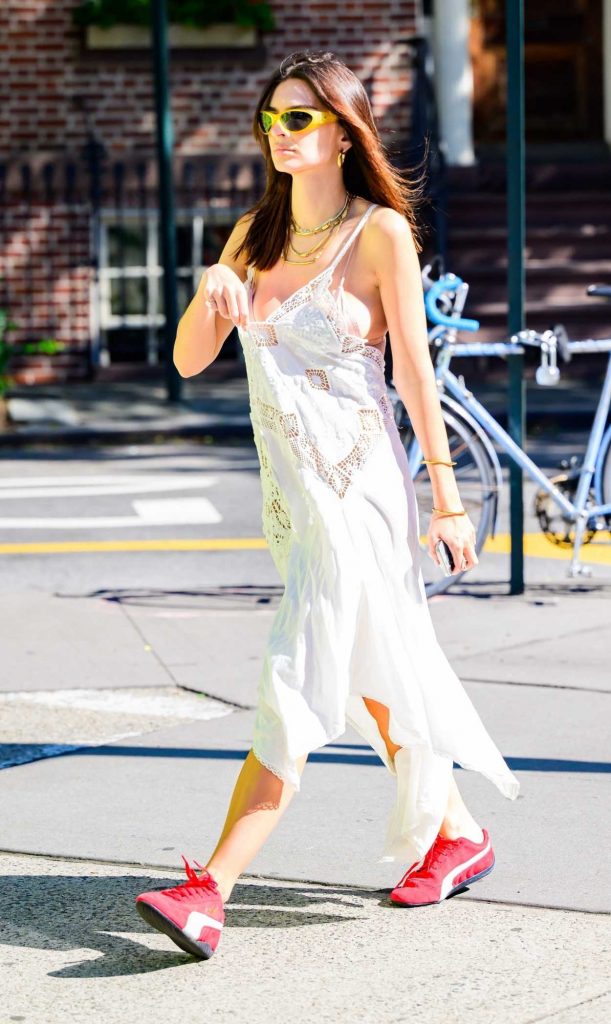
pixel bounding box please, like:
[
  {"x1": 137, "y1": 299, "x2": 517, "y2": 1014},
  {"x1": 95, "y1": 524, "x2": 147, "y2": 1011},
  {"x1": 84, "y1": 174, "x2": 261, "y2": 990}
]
[
  {"x1": 1, "y1": 742, "x2": 609, "y2": 773},
  {"x1": 1, "y1": 873, "x2": 369, "y2": 979}
]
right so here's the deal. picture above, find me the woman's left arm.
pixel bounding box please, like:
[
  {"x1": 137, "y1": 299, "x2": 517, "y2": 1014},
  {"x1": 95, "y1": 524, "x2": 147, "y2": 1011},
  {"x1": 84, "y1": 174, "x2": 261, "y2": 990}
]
[{"x1": 368, "y1": 207, "x2": 478, "y2": 573}]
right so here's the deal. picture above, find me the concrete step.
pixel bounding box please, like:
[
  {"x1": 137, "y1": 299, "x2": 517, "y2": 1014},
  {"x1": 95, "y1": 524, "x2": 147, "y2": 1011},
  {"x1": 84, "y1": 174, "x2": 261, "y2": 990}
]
[
  {"x1": 447, "y1": 197, "x2": 611, "y2": 230},
  {"x1": 449, "y1": 280, "x2": 611, "y2": 307},
  {"x1": 447, "y1": 156, "x2": 611, "y2": 193},
  {"x1": 447, "y1": 237, "x2": 611, "y2": 271},
  {"x1": 448, "y1": 223, "x2": 611, "y2": 243},
  {"x1": 449, "y1": 259, "x2": 611, "y2": 280},
  {"x1": 455, "y1": 305, "x2": 611, "y2": 342}
]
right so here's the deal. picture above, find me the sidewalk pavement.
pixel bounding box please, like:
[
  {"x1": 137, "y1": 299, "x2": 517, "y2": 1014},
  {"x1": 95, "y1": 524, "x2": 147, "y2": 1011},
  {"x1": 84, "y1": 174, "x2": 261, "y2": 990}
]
[
  {"x1": 1, "y1": 359, "x2": 605, "y2": 446},
  {"x1": 2, "y1": 851, "x2": 609, "y2": 1024},
  {"x1": 0, "y1": 566, "x2": 609, "y2": 1021}
]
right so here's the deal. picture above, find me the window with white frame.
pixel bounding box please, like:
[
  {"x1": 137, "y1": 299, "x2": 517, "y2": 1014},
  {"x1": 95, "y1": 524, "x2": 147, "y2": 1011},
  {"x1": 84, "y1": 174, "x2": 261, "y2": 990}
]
[{"x1": 95, "y1": 208, "x2": 239, "y2": 365}]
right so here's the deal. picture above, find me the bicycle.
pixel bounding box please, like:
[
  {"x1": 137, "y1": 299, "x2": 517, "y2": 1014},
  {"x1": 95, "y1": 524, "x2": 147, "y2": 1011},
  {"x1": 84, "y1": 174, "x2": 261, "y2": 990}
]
[{"x1": 392, "y1": 265, "x2": 611, "y2": 596}]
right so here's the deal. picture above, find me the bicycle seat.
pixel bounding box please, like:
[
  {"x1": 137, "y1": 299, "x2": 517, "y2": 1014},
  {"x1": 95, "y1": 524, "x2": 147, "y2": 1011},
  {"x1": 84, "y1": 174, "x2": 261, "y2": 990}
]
[{"x1": 586, "y1": 284, "x2": 611, "y2": 299}]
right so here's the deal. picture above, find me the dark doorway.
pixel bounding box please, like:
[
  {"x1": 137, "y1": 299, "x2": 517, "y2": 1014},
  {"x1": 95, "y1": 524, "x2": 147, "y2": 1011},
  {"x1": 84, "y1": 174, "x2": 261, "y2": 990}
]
[{"x1": 470, "y1": 0, "x2": 604, "y2": 142}]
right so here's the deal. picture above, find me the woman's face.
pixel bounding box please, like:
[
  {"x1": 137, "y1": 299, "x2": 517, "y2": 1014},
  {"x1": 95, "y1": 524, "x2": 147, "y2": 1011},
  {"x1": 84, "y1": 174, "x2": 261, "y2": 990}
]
[{"x1": 264, "y1": 77, "x2": 350, "y2": 173}]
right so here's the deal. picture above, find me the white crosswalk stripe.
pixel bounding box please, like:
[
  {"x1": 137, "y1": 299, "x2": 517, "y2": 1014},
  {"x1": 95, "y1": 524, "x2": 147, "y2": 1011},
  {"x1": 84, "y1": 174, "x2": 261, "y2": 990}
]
[{"x1": 0, "y1": 474, "x2": 223, "y2": 529}]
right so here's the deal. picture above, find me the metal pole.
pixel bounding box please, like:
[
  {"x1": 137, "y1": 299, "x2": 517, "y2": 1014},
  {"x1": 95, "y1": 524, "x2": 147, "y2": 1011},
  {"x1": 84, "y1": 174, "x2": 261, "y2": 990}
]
[
  {"x1": 151, "y1": 0, "x2": 181, "y2": 402},
  {"x1": 506, "y1": 0, "x2": 525, "y2": 594}
]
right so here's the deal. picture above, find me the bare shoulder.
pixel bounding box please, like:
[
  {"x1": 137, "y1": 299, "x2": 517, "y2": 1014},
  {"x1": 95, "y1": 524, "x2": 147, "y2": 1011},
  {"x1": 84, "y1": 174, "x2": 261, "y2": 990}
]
[
  {"x1": 361, "y1": 205, "x2": 419, "y2": 285},
  {"x1": 366, "y1": 204, "x2": 415, "y2": 244},
  {"x1": 216, "y1": 210, "x2": 257, "y2": 282}
]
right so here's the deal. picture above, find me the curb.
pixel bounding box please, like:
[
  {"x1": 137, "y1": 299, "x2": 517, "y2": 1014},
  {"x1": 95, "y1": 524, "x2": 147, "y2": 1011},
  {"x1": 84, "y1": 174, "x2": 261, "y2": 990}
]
[
  {"x1": 0, "y1": 419, "x2": 254, "y2": 448},
  {"x1": 0, "y1": 408, "x2": 596, "y2": 448}
]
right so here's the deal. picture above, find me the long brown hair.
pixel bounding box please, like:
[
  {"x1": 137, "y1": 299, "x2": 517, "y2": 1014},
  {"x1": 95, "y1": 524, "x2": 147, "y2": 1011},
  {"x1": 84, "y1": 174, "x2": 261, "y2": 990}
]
[{"x1": 232, "y1": 49, "x2": 425, "y2": 271}]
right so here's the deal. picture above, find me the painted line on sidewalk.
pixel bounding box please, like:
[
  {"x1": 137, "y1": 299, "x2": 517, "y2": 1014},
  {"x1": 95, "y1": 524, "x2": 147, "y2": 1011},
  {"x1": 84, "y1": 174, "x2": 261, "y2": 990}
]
[{"x1": 0, "y1": 532, "x2": 609, "y2": 562}]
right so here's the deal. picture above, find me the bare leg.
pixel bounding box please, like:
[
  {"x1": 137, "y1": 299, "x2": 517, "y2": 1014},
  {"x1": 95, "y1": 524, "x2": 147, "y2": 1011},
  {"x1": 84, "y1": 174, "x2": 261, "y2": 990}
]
[
  {"x1": 437, "y1": 775, "x2": 483, "y2": 842},
  {"x1": 204, "y1": 749, "x2": 308, "y2": 903},
  {"x1": 362, "y1": 695, "x2": 484, "y2": 844}
]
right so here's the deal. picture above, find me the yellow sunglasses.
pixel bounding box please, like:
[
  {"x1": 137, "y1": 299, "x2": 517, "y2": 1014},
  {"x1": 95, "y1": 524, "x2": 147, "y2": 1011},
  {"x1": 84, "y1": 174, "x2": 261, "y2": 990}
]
[{"x1": 257, "y1": 107, "x2": 338, "y2": 135}]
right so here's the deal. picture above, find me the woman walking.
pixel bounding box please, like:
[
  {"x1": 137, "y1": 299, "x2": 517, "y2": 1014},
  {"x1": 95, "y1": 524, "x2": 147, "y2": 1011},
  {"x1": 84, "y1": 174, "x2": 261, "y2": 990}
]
[{"x1": 135, "y1": 50, "x2": 520, "y2": 959}]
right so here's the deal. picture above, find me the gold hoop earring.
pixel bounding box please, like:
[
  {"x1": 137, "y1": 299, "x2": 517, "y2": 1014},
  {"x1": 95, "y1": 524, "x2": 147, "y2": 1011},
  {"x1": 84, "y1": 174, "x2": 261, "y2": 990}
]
[{"x1": 337, "y1": 150, "x2": 346, "y2": 167}]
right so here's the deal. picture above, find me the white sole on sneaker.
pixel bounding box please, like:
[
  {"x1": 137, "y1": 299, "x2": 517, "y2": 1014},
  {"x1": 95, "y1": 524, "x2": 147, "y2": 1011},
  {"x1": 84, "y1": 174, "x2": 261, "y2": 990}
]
[
  {"x1": 136, "y1": 899, "x2": 217, "y2": 959},
  {"x1": 390, "y1": 852, "x2": 496, "y2": 907}
]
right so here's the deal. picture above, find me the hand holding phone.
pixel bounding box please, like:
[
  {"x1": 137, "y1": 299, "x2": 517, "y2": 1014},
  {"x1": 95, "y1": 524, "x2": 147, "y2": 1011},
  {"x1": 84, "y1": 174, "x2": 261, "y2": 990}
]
[{"x1": 435, "y1": 538, "x2": 455, "y2": 576}]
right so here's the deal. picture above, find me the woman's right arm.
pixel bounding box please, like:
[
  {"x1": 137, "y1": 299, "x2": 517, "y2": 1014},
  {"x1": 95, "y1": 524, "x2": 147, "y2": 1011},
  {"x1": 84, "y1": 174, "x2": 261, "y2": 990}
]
[{"x1": 173, "y1": 211, "x2": 254, "y2": 377}]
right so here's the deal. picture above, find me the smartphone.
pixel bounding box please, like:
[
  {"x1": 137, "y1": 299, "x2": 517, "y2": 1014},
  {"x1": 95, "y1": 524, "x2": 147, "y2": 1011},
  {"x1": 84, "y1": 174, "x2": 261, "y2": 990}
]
[{"x1": 435, "y1": 538, "x2": 455, "y2": 576}]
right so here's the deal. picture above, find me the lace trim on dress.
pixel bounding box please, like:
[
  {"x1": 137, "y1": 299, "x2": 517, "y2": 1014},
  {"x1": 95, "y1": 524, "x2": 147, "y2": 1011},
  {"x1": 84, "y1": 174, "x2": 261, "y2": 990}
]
[
  {"x1": 249, "y1": 320, "x2": 279, "y2": 348},
  {"x1": 253, "y1": 395, "x2": 385, "y2": 499},
  {"x1": 246, "y1": 268, "x2": 387, "y2": 368},
  {"x1": 305, "y1": 367, "x2": 331, "y2": 391},
  {"x1": 251, "y1": 744, "x2": 295, "y2": 784},
  {"x1": 377, "y1": 393, "x2": 393, "y2": 420},
  {"x1": 314, "y1": 283, "x2": 386, "y2": 371},
  {"x1": 264, "y1": 278, "x2": 321, "y2": 324},
  {"x1": 252, "y1": 423, "x2": 293, "y2": 573}
]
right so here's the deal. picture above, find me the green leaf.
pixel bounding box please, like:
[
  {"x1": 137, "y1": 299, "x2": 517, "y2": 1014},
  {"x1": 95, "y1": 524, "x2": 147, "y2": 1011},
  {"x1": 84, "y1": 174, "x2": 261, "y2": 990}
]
[{"x1": 72, "y1": 1, "x2": 275, "y2": 31}]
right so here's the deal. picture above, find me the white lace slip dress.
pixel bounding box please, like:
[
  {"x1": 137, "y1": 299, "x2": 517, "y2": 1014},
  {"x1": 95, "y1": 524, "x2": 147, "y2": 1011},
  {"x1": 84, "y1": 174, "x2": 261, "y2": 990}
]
[{"x1": 237, "y1": 201, "x2": 520, "y2": 866}]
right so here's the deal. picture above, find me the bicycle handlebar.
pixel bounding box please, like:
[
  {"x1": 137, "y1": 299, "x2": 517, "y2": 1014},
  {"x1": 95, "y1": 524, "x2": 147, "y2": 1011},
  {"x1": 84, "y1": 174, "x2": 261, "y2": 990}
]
[
  {"x1": 424, "y1": 276, "x2": 480, "y2": 332},
  {"x1": 421, "y1": 266, "x2": 611, "y2": 370}
]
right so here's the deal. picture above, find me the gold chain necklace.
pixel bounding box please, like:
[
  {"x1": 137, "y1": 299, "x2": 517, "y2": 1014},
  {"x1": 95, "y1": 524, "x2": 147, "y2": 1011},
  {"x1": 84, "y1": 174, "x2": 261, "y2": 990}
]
[
  {"x1": 282, "y1": 226, "x2": 340, "y2": 264},
  {"x1": 287, "y1": 218, "x2": 341, "y2": 258},
  {"x1": 290, "y1": 192, "x2": 353, "y2": 235},
  {"x1": 282, "y1": 205, "x2": 350, "y2": 265}
]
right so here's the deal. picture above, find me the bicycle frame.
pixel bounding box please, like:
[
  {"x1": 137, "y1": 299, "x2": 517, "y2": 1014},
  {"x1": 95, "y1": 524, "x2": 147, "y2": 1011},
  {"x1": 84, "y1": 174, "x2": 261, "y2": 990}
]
[
  {"x1": 594, "y1": 421, "x2": 611, "y2": 507},
  {"x1": 412, "y1": 265, "x2": 611, "y2": 577},
  {"x1": 405, "y1": 341, "x2": 577, "y2": 513},
  {"x1": 432, "y1": 338, "x2": 611, "y2": 523}
]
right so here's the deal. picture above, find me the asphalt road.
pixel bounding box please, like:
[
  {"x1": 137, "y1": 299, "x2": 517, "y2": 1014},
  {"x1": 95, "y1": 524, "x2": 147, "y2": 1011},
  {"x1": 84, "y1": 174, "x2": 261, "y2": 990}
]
[
  {"x1": 1, "y1": 436, "x2": 609, "y2": 1023},
  {"x1": 0, "y1": 433, "x2": 609, "y2": 591}
]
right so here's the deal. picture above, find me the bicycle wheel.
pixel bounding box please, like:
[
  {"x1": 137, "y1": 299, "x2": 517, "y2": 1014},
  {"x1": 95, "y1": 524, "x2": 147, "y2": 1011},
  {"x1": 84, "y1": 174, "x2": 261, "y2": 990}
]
[{"x1": 396, "y1": 401, "x2": 497, "y2": 596}]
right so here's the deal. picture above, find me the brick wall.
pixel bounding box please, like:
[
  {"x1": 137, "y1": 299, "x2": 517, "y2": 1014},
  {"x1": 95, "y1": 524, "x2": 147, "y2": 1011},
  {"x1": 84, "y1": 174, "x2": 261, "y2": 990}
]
[
  {"x1": 0, "y1": 1, "x2": 416, "y2": 156},
  {"x1": 0, "y1": 0, "x2": 418, "y2": 380}
]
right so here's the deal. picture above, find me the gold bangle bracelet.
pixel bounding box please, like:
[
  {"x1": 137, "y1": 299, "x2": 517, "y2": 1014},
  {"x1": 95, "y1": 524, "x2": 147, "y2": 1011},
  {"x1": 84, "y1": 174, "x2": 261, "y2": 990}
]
[
  {"x1": 421, "y1": 459, "x2": 457, "y2": 467},
  {"x1": 431, "y1": 506, "x2": 466, "y2": 516}
]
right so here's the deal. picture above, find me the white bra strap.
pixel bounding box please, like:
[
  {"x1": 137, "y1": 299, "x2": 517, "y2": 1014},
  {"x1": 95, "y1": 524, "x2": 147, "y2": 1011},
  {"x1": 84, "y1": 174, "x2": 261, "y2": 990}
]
[
  {"x1": 337, "y1": 232, "x2": 361, "y2": 289},
  {"x1": 328, "y1": 202, "x2": 377, "y2": 280}
]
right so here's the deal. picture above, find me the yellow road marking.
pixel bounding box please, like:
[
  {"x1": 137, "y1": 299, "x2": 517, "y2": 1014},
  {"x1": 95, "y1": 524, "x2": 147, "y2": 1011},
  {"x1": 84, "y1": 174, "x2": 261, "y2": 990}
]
[
  {"x1": 0, "y1": 538, "x2": 268, "y2": 555},
  {"x1": 483, "y1": 532, "x2": 611, "y2": 565},
  {"x1": 420, "y1": 532, "x2": 611, "y2": 565},
  {"x1": 0, "y1": 533, "x2": 609, "y2": 562}
]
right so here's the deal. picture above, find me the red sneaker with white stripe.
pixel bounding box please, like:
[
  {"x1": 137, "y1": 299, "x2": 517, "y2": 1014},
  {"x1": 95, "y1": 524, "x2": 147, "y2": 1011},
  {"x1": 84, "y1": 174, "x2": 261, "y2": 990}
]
[
  {"x1": 136, "y1": 855, "x2": 225, "y2": 958},
  {"x1": 389, "y1": 828, "x2": 495, "y2": 907}
]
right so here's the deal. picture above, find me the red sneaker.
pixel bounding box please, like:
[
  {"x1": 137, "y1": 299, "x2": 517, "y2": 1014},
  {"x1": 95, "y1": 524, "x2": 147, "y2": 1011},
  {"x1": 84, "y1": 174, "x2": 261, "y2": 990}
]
[
  {"x1": 389, "y1": 828, "x2": 495, "y2": 907},
  {"x1": 136, "y1": 855, "x2": 225, "y2": 958}
]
